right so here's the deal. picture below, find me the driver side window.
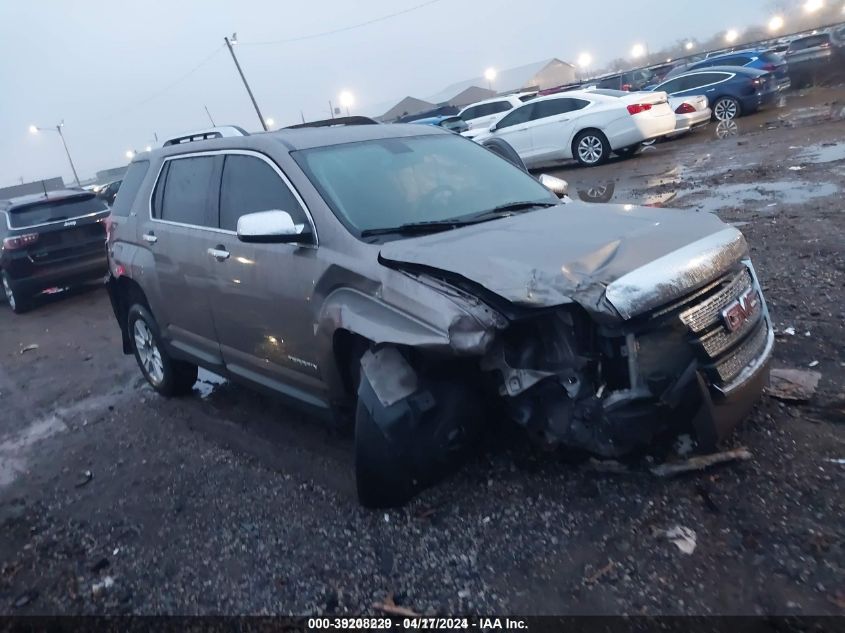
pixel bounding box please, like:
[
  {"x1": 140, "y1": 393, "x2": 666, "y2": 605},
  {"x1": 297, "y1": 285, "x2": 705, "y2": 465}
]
[
  {"x1": 218, "y1": 155, "x2": 307, "y2": 231},
  {"x1": 496, "y1": 104, "x2": 535, "y2": 129}
]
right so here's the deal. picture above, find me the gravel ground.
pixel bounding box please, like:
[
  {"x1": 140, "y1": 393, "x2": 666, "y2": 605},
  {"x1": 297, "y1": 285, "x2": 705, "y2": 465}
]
[{"x1": 0, "y1": 87, "x2": 843, "y2": 616}]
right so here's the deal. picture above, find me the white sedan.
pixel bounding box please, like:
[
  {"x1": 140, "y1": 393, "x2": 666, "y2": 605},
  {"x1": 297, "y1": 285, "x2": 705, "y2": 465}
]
[
  {"x1": 458, "y1": 92, "x2": 537, "y2": 138},
  {"x1": 470, "y1": 88, "x2": 676, "y2": 167}
]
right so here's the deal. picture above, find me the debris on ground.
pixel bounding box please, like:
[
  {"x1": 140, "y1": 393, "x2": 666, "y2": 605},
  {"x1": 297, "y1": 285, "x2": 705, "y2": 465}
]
[
  {"x1": 13, "y1": 589, "x2": 38, "y2": 608},
  {"x1": 373, "y1": 594, "x2": 420, "y2": 617},
  {"x1": 19, "y1": 344, "x2": 39, "y2": 355},
  {"x1": 587, "y1": 458, "x2": 629, "y2": 474},
  {"x1": 75, "y1": 470, "x2": 93, "y2": 488},
  {"x1": 91, "y1": 576, "x2": 114, "y2": 596},
  {"x1": 695, "y1": 484, "x2": 720, "y2": 514},
  {"x1": 808, "y1": 360, "x2": 820, "y2": 368},
  {"x1": 659, "y1": 526, "x2": 697, "y2": 555},
  {"x1": 765, "y1": 368, "x2": 822, "y2": 401},
  {"x1": 824, "y1": 458, "x2": 845, "y2": 465},
  {"x1": 788, "y1": 166, "x2": 805, "y2": 171},
  {"x1": 650, "y1": 448, "x2": 752, "y2": 477},
  {"x1": 584, "y1": 561, "x2": 615, "y2": 585},
  {"x1": 674, "y1": 434, "x2": 695, "y2": 456},
  {"x1": 777, "y1": 326, "x2": 796, "y2": 337}
]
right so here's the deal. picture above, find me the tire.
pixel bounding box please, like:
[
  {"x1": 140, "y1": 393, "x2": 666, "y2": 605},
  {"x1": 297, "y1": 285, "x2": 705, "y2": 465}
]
[
  {"x1": 573, "y1": 130, "x2": 610, "y2": 167},
  {"x1": 354, "y1": 364, "x2": 484, "y2": 508},
  {"x1": 712, "y1": 97, "x2": 741, "y2": 121},
  {"x1": 2, "y1": 271, "x2": 31, "y2": 314},
  {"x1": 127, "y1": 304, "x2": 197, "y2": 397}
]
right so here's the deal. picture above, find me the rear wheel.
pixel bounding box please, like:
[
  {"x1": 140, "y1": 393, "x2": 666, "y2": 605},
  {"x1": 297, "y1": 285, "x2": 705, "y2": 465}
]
[
  {"x1": 2, "y1": 271, "x2": 30, "y2": 314},
  {"x1": 127, "y1": 304, "x2": 197, "y2": 396},
  {"x1": 573, "y1": 130, "x2": 610, "y2": 167},
  {"x1": 713, "y1": 97, "x2": 741, "y2": 121}
]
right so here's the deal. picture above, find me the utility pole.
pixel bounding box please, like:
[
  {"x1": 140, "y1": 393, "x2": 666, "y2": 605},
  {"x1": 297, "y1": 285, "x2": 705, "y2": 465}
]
[
  {"x1": 328, "y1": 100, "x2": 335, "y2": 119},
  {"x1": 204, "y1": 105, "x2": 216, "y2": 126},
  {"x1": 55, "y1": 124, "x2": 81, "y2": 187},
  {"x1": 224, "y1": 34, "x2": 268, "y2": 131}
]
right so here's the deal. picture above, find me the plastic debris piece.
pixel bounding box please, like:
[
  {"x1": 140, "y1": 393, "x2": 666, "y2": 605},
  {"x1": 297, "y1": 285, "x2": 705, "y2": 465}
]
[
  {"x1": 20, "y1": 344, "x2": 39, "y2": 355},
  {"x1": 91, "y1": 576, "x2": 114, "y2": 596},
  {"x1": 75, "y1": 470, "x2": 93, "y2": 488},
  {"x1": 808, "y1": 360, "x2": 819, "y2": 368},
  {"x1": 765, "y1": 369, "x2": 821, "y2": 401},
  {"x1": 662, "y1": 526, "x2": 697, "y2": 554},
  {"x1": 650, "y1": 448, "x2": 752, "y2": 477}
]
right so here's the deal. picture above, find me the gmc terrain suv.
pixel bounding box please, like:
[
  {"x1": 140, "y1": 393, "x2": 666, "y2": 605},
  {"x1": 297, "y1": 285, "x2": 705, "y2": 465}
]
[
  {"x1": 106, "y1": 121, "x2": 774, "y2": 507},
  {"x1": 1, "y1": 189, "x2": 110, "y2": 313}
]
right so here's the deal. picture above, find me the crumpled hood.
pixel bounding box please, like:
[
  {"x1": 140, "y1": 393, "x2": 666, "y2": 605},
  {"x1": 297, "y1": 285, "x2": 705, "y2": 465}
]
[{"x1": 379, "y1": 202, "x2": 748, "y2": 319}]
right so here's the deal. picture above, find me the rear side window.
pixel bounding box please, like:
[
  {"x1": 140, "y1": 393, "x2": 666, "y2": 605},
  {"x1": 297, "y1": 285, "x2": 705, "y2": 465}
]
[
  {"x1": 485, "y1": 101, "x2": 513, "y2": 115},
  {"x1": 158, "y1": 156, "x2": 216, "y2": 226},
  {"x1": 111, "y1": 161, "x2": 149, "y2": 217},
  {"x1": 8, "y1": 195, "x2": 107, "y2": 228},
  {"x1": 460, "y1": 106, "x2": 479, "y2": 121},
  {"x1": 530, "y1": 98, "x2": 589, "y2": 120},
  {"x1": 218, "y1": 155, "x2": 306, "y2": 231}
]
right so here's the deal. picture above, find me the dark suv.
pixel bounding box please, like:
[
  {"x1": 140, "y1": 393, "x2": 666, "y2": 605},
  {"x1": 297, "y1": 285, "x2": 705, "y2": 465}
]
[
  {"x1": 1, "y1": 190, "x2": 110, "y2": 313},
  {"x1": 106, "y1": 123, "x2": 773, "y2": 507}
]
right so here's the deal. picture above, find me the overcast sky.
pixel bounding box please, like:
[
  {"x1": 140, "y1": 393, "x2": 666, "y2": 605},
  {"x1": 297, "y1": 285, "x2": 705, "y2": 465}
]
[{"x1": 0, "y1": 0, "x2": 774, "y2": 186}]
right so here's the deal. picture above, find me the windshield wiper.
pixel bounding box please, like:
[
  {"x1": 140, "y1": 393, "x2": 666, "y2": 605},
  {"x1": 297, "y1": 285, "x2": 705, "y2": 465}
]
[{"x1": 360, "y1": 200, "x2": 557, "y2": 238}]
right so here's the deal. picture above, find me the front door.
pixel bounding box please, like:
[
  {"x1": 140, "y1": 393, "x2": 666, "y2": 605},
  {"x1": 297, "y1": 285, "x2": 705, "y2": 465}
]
[
  {"x1": 493, "y1": 103, "x2": 536, "y2": 158},
  {"x1": 205, "y1": 152, "x2": 329, "y2": 408},
  {"x1": 138, "y1": 154, "x2": 223, "y2": 366}
]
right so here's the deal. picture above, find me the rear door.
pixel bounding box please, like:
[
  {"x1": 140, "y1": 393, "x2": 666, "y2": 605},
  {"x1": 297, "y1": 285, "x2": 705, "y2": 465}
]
[
  {"x1": 206, "y1": 151, "x2": 328, "y2": 406},
  {"x1": 528, "y1": 98, "x2": 590, "y2": 160},
  {"x1": 138, "y1": 154, "x2": 223, "y2": 366},
  {"x1": 467, "y1": 100, "x2": 513, "y2": 131},
  {"x1": 670, "y1": 72, "x2": 732, "y2": 97}
]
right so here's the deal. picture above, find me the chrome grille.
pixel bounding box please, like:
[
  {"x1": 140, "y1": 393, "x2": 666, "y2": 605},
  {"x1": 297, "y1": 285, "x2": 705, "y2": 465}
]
[
  {"x1": 679, "y1": 269, "x2": 753, "y2": 333},
  {"x1": 697, "y1": 301, "x2": 762, "y2": 357},
  {"x1": 713, "y1": 321, "x2": 769, "y2": 383}
]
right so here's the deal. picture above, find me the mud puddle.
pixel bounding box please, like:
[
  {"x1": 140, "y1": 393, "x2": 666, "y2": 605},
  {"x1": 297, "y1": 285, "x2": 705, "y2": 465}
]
[{"x1": 672, "y1": 180, "x2": 840, "y2": 214}]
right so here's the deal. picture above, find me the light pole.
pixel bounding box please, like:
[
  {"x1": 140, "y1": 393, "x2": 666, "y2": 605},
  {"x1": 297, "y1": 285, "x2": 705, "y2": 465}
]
[
  {"x1": 29, "y1": 121, "x2": 81, "y2": 187},
  {"x1": 223, "y1": 33, "x2": 268, "y2": 131}
]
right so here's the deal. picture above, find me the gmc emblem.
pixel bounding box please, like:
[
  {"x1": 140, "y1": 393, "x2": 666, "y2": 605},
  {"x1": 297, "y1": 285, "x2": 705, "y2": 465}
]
[{"x1": 721, "y1": 288, "x2": 760, "y2": 332}]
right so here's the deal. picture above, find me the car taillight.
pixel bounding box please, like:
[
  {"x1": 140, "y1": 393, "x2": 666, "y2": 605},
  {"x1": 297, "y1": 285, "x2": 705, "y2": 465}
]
[
  {"x1": 762, "y1": 63, "x2": 777, "y2": 71},
  {"x1": 627, "y1": 103, "x2": 653, "y2": 115},
  {"x1": 2, "y1": 233, "x2": 39, "y2": 250},
  {"x1": 675, "y1": 103, "x2": 697, "y2": 114}
]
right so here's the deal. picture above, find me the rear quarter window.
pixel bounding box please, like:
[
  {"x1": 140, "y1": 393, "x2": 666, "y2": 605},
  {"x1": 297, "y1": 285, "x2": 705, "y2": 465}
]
[{"x1": 110, "y1": 160, "x2": 149, "y2": 217}]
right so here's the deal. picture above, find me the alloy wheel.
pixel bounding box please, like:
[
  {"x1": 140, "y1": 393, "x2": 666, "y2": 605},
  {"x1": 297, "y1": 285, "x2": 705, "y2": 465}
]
[
  {"x1": 714, "y1": 99, "x2": 738, "y2": 121},
  {"x1": 2, "y1": 275, "x2": 15, "y2": 311},
  {"x1": 578, "y1": 135, "x2": 604, "y2": 164},
  {"x1": 133, "y1": 319, "x2": 164, "y2": 385}
]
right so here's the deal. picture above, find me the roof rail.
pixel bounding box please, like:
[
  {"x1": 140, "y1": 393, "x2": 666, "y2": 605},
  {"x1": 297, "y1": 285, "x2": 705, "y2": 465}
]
[
  {"x1": 162, "y1": 125, "x2": 249, "y2": 147},
  {"x1": 285, "y1": 116, "x2": 379, "y2": 130}
]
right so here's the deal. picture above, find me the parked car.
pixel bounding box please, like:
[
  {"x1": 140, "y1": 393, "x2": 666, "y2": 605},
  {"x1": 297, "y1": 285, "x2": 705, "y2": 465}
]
[
  {"x1": 458, "y1": 93, "x2": 536, "y2": 137},
  {"x1": 650, "y1": 66, "x2": 779, "y2": 121},
  {"x1": 593, "y1": 68, "x2": 655, "y2": 91},
  {"x1": 96, "y1": 179, "x2": 122, "y2": 206},
  {"x1": 409, "y1": 115, "x2": 469, "y2": 134},
  {"x1": 785, "y1": 31, "x2": 845, "y2": 87},
  {"x1": 1, "y1": 190, "x2": 109, "y2": 313},
  {"x1": 106, "y1": 123, "x2": 773, "y2": 508},
  {"x1": 665, "y1": 49, "x2": 790, "y2": 92},
  {"x1": 469, "y1": 89, "x2": 675, "y2": 167}
]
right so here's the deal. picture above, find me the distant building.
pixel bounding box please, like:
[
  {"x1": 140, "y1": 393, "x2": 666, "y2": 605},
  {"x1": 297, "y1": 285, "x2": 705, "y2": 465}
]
[
  {"x1": 96, "y1": 166, "x2": 127, "y2": 184},
  {"x1": 378, "y1": 97, "x2": 436, "y2": 122},
  {"x1": 425, "y1": 58, "x2": 576, "y2": 104},
  {"x1": 378, "y1": 58, "x2": 576, "y2": 122},
  {"x1": 0, "y1": 177, "x2": 66, "y2": 201}
]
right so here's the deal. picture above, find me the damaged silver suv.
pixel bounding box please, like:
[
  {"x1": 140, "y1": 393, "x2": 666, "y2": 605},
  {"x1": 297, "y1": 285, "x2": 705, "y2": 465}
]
[{"x1": 106, "y1": 120, "x2": 773, "y2": 507}]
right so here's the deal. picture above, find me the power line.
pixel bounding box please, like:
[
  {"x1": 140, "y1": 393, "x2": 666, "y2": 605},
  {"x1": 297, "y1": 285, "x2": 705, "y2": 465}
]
[
  {"x1": 240, "y1": 0, "x2": 444, "y2": 45},
  {"x1": 98, "y1": 45, "x2": 224, "y2": 122}
]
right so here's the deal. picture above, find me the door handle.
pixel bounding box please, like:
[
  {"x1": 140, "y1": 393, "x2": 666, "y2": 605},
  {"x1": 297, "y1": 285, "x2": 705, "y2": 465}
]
[
  {"x1": 207, "y1": 246, "x2": 230, "y2": 261},
  {"x1": 706, "y1": 88, "x2": 715, "y2": 92},
  {"x1": 142, "y1": 232, "x2": 157, "y2": 244}
]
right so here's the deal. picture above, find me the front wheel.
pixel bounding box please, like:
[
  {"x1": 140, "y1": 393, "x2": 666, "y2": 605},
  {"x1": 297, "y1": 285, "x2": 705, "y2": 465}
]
[
  {"x1": 2, "y1": 271, "x2": 30, "y2": 314},
  {"x1": 573, "y1": 130, "x2": 610, "y2": 167},
  {"x1": 127, "y1": 304, "x2": 197, "y2": 397},
  {"x1": 713, "y1": 97, "x2": 741, "y2": 121}
]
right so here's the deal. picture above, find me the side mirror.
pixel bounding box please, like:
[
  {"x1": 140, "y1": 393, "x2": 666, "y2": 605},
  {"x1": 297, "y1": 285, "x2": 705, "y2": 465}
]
[
  {"x1": 237, "y1": 210, "x2": 311, "y2": 244},
  {"x1": 489, "y1": 123, "x2": 498, "y2": 132},
  {"x1": 538, "y1": 174, "x2": 569, "y2": 198}
]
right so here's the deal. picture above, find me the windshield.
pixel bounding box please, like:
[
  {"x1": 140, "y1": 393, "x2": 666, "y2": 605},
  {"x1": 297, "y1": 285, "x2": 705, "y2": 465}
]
[
  {"x1": 8, "y1": 194, "x2": 108, "y2": 228},
  {"x1": 294, "y1": 134, "x2": 557, "y2": 237}
]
